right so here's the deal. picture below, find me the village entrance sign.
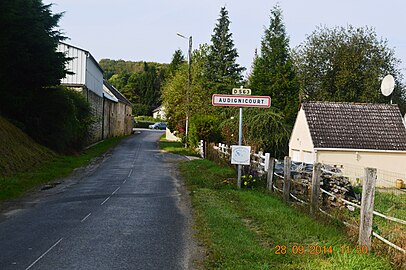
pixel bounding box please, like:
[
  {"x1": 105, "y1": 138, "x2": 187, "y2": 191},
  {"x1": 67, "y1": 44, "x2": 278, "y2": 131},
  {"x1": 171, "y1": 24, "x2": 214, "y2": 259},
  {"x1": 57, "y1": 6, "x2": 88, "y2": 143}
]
[{"x1": 212, "y1": 87, "x2": 271, "y2": 188}]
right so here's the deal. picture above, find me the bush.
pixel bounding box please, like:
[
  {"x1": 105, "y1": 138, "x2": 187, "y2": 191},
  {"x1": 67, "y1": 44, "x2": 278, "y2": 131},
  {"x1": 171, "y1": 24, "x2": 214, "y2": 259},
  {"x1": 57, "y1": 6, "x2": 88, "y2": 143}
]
[
  {"x1": 189, "y1": 114, "x2": 222, "y2": 147},
  {"x1": 25, "y1": 87, "x2": 93, "y2": 153}
]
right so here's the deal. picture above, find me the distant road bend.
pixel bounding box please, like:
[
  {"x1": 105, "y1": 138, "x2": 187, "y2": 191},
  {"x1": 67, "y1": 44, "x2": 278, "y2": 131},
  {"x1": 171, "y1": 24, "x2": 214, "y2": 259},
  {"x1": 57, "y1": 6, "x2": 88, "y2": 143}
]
[{"x1": 0, "y1": 129, "x2": 195, "y2": 270}]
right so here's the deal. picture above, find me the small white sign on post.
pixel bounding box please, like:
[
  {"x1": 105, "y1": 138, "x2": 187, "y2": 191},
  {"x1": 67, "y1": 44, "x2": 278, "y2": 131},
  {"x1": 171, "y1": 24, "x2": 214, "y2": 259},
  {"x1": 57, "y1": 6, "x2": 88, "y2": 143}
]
[{"x1": 231, "y1": 145, "x2": 251, "y2": 165}]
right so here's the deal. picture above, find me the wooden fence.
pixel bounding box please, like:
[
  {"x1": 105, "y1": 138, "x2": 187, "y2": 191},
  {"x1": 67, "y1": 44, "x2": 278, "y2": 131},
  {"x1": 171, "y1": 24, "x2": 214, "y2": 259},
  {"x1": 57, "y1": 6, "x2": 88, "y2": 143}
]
[{"x1": 205, "y1": 142, "x2": 406, "y2": 255}]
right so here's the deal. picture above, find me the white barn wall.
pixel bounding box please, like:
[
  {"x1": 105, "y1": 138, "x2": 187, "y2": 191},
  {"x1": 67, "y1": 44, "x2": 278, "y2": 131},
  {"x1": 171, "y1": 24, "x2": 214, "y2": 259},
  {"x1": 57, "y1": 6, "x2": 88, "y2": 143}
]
[{"x1": 57, "y1": 43, "x2": 86, "y2": 85}]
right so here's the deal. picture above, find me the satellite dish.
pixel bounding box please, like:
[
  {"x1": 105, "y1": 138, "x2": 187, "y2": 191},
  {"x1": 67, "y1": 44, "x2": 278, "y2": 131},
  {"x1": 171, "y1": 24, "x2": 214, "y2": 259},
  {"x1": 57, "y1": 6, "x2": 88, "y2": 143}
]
[{"x1": 381, "y1": 74, "x2": 395, "y2": 97}]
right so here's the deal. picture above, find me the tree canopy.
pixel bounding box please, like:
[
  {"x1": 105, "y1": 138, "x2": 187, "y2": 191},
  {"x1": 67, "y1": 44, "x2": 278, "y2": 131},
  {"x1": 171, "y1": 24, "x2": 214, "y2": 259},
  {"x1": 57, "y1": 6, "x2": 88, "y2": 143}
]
[
  {"x1": 0, "y1": 0, "x2": 67, "y2": 113},
  {"x1": 0, "y1": 0, "x2": 93, "y2": 153},
  {"x1": 0, "y1": 0, "x2": 67, "y2": 89},
  {"x1": 293, "y1": 25, "x2": 406, "y2": 111},
  {"x1": 101, "y1": 60, "x2": 169, "y2": 115}
]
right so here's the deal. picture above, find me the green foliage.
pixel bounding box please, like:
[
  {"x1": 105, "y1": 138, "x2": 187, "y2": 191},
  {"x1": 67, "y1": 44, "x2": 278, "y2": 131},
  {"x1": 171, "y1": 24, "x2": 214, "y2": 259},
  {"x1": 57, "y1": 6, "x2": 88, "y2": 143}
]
[
  {"x1": 99, "y1": 59, "x2": 168, "y2": 81},
  {"x1": 0, "y1": 115, "x2": 55, "y2": 176},
  {"x1": 0, "y1": 0, "x2": 68, "y2": 118},
  {"x1": 162, "y1": 45, "x2": 216, "y2": 133},
  {"x1": 249, "y1": 5, "x2": 300, "y2": 125},
  {"x1": 293, "y1": 25, "x2": 406, "y2": 112},
  {"x1": 181, "y1": 159, "x2": 393, "y2": 269},
  {"x1": 159, "y1": 139, "x2": 199, "y2": 157},
  {"x1": 189, "y1": 114, "x2": 222, "y2": 147},
  {"x1": 0, "y1": 136, "x2": 124, "y2": 201},
  {"x1": 25, "y1": 87, "x2": 93, "y2": 153},
  {"x1": 103, "y1": 61, "x2": 168, "y2": 116},
  {"x1": 220, "y1": 109, "x2": 290, "y2": 158},
  {"x1": 166, "y1": 49, "x2": 186, "y2": 77},
  {"x1": 206, "y1": 6, "x2": 245, "y2": 93}
]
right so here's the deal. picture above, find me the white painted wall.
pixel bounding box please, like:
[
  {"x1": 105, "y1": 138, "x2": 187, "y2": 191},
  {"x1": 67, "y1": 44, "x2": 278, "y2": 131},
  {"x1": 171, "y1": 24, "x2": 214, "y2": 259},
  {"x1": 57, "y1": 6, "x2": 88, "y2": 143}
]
[{"x1": 289, "y1": 107, "x2": 315, "y2": 163}]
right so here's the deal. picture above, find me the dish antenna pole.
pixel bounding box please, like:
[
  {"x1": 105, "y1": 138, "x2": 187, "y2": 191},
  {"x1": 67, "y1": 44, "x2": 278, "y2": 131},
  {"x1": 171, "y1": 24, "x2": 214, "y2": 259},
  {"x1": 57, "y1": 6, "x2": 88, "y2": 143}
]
[{"x1": 380, "y1": 74, "x2": 395, "y2": 104}]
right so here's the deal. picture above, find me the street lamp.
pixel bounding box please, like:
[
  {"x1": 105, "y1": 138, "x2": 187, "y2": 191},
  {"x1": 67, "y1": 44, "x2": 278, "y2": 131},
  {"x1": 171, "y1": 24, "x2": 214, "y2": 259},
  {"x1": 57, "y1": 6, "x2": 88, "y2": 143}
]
[{"x1": 176, "y1": 32, "x2": 192, "y2": 147}]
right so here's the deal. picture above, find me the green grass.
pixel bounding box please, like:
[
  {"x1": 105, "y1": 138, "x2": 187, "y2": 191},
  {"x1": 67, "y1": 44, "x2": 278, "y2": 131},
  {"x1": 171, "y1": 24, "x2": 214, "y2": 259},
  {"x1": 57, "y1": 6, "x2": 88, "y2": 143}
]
[
  {"x1": 159, "y1": 135, "x2": 199, "y2": 156},
  {"x1": 0, "y1": 136, "x2": 125, "y2": 201},
  {"x1": 181, "y1": 159, "x2": 394, "y2": 270},
  {"x1": 0, "y1": 115, "x2": 56, "y2": 176}
]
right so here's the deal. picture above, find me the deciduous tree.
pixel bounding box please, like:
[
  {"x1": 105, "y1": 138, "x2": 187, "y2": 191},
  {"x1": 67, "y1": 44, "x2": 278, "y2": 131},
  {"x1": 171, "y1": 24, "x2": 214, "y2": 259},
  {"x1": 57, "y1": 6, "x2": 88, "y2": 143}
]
[{"x1": 293, "y1": 25, "x2": 406, "y2": 112}]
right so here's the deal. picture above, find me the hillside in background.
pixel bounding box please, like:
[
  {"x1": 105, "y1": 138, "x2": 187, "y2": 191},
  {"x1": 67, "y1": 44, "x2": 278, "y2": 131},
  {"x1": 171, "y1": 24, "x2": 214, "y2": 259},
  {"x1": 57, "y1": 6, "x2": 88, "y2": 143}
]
[
  {"x1": 99, "y1": 59, "x2": 169, "y2": 116},
  {"x1": 0, "y1": 115, "x2": 55, "y2": 176},
  {"x1": 99, "y1": 59, "x2": 168, "y2": 81}
]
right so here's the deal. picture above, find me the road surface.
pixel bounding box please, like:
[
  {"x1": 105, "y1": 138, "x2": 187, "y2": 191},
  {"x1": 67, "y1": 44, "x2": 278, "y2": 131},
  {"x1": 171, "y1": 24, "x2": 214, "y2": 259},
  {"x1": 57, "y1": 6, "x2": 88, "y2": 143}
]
[{"x1": 0, "y1": 129, "x2": 195, "y2": 270}]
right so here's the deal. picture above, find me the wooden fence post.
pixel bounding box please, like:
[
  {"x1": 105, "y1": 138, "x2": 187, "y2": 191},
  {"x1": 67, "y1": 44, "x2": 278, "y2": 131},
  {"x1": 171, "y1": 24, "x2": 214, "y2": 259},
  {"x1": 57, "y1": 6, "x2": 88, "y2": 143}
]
[
  {"x1": 359, "y1": 167, "x2": 377, "y2": 250},
  {"x1": 266, "y1": 158, "x2": 275, "y2": 191},
  {"x1": 283, "y1": 156, "x2": 291, "y2": 202},
  {"x1": 267, "y1": 157, "x2": 275, "y2": 191},
  {"x1": 310, "y1": 163, "x2": 322, "y2": 216}
]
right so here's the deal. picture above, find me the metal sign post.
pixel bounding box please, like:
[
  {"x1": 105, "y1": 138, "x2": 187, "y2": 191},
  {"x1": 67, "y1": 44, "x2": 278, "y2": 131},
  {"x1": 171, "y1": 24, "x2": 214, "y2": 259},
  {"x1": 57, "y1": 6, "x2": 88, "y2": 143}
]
[
  {"x1": 237, "y1": 107, "x2": 243, "y2": 188},
  {"x1": 212, "y1": 88, "x2": 271, "y2": 188}
]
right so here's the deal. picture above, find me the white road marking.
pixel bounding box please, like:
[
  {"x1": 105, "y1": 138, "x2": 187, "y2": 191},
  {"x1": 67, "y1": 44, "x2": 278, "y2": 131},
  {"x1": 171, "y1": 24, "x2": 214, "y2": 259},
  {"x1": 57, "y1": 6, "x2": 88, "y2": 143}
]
[
  {"x1": 81, "y1": 213, "x2": 92, "y2": 222},
  {"x1": 128, "y1": 169, "x2": 133, "y2": 178},
  {"x1": 25, "y1": 238, "x2": 63, "y2": 270},
  {"x1": 101, "y1": 196, "x2": 111, "y2": 205},
  {"x1": 112, "y1": 187, "x2": 120, "y2": 195},
  {"x1": 122, "y1": 179, "x2": 127, "y2": 184}
]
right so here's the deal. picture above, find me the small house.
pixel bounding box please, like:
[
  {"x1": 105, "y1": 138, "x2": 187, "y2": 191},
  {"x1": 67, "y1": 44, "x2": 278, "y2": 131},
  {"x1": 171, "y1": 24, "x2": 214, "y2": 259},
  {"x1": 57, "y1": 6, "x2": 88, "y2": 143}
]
[
  {"x1": 289, "y1": 102, "x2": 406, "y2": 187},
  {"x1": 152, "y1": 106, "x2": 166, "y2": 120}
]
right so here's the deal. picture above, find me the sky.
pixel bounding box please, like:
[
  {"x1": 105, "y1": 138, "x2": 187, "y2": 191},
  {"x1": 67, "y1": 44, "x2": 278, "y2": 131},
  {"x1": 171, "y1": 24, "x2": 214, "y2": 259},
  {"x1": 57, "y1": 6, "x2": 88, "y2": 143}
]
[{"x1": 46, "y1": 0, "x2": 406, "y2": 79}]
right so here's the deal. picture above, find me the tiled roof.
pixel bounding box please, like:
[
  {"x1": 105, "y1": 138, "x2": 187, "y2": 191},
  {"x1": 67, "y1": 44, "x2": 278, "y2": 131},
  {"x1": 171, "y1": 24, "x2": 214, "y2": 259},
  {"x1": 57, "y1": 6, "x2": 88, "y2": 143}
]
[{"x1": 302, "y1": 102, "x2": 406, "y2": 151}]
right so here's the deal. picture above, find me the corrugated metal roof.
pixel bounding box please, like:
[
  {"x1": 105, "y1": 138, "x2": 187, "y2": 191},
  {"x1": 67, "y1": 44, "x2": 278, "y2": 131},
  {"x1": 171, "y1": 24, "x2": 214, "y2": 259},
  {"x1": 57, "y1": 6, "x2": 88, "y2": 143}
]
[
  {"x1": 302, "y1": 102, "x2": 406, "y2": 151},
  {"x1": 103, "y1": 81, "x2": 133, "y2": 106}
]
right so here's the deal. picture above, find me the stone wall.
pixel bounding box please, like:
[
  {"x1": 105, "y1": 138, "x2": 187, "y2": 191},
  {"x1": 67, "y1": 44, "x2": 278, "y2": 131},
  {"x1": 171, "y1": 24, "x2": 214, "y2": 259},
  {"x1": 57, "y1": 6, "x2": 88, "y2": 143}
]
[
  {"x1": 68, "y1": 86, "x2": 133, "y2": 144},
  {"x1": 103, "y1": 99, "x2": 133, "y2": 139}
]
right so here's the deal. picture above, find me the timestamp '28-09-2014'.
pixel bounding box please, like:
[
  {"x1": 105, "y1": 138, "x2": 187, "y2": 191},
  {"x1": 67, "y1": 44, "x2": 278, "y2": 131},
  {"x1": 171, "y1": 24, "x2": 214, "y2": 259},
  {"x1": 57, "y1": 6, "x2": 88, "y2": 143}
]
[{"x1": 274, "y1": 245, "x2": 369, "y2": 255}]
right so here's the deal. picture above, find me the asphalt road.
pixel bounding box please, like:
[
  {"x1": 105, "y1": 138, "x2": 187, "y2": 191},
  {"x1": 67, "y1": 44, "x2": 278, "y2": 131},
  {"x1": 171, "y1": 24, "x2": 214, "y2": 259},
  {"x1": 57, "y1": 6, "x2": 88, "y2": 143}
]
[{"x1": 0, "y1": 129, "x2": 193, "y2": 270}]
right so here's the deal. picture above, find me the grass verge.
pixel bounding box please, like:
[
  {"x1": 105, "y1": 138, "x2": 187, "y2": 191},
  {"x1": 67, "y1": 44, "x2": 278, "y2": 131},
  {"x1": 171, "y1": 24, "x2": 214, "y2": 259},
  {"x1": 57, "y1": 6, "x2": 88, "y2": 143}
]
[
  {"x1": 180, "y1": 159, "x2": 394, "y2": 270},
  {"x1": 159, "y1": 134, "x2": 199, "y2": 156},
  {"x1": 0, "y1": 136, "x2": 125, "y2": 201}
]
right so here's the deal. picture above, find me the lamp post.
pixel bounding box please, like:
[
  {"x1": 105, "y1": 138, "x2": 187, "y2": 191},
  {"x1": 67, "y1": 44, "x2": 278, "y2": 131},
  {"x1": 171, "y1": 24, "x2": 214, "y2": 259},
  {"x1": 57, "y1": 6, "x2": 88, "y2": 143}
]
[{"x1": 176, "y1": 32, "x2": 192, "y2": 147}]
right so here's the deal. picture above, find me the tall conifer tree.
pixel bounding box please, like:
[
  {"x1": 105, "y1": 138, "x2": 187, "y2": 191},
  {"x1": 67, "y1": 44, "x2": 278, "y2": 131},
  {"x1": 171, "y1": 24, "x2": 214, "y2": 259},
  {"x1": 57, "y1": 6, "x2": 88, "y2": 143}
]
[
  {"x1": 249, "y1": 5, "x2": 299, "y2": 124},
  {"x1": 207, "y1": 6, "x2": 245, "y2": 93}
]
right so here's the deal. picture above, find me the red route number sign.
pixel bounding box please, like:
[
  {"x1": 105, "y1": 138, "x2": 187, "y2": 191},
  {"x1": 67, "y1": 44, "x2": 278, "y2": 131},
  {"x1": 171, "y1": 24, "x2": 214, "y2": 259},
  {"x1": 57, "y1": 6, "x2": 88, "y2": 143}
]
[{"x1": 212, "y1": 94, "x2": 271, "y2": 108}]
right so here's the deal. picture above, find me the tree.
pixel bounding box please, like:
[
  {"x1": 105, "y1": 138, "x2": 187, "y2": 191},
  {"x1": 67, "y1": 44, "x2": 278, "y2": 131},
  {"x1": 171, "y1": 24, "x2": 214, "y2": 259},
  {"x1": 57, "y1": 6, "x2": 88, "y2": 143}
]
[
  {"x1": 249, "y1": 5, "x2": 299, "y2": 124},
  {"x1": 206, "y1": 6, "x2": 245, "y2": 93},
  {"x1": 0, "y1": 0, "x2": 68, "y2": 117},
  {"x1": 293, "y1": 25, "x2": 406, "y2": 111},
  {"x1": 220, "y1": 108, "x2": 290, "y2": 158},
  {"x1": 167, "y1": 49, "x2": 186, "y2": 77},
  {"x1": 162, "y1": 45, "x2": 214, "y2": 134}
]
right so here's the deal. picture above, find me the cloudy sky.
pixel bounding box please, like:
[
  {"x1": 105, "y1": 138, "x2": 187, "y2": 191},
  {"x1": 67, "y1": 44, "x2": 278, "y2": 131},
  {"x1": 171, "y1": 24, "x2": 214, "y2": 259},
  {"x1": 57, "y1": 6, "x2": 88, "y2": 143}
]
[{"x1": 47, "y1": 0, "x2": 406, "y2": 79}]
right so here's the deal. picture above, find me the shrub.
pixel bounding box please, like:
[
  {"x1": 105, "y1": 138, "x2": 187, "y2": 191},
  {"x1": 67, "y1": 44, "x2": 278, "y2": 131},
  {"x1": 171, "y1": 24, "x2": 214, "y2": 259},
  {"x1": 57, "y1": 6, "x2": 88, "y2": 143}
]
[
  {"x1": 189, "y1": 114, "x2": 222, "y2": 147},
  {"x1": 25, "y1": 87, "x2": 92, "y2": 153}
]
